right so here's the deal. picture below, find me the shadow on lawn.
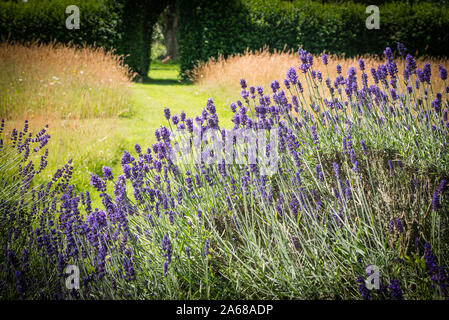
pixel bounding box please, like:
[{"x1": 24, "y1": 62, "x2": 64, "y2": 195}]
[{"x1": 140, "y1": 77, "x2": 193, "y2": 86}]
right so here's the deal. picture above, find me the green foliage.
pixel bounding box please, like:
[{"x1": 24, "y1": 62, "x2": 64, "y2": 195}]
[
  {"x1": 0, "y1": 0, "x2": 169, "y2": 77},
  {"x1": 177, "y1": 0, "x2": 251, "y2": 77},
  {"x1": 0, "y1": 0, "x2": 122, "y2": 50},
  {"x1": 178, "y1": 0, "x2": 449, "y2": 77}
]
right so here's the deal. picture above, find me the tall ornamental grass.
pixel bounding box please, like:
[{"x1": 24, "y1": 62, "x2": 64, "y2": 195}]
[
  {"x1": 0, "y1": 41, "x2": 135, "y2": 120},
  {"x1": 190, "y1": 46, "x2": 449, "y2": 113},
  {"x1": 1, "y1": 43, "x2": 448, "y2": 300}
]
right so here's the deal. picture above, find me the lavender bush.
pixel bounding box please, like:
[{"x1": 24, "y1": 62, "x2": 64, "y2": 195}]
[{"x1": 1, "y1": 43, "x2": 448, "y2": 299}]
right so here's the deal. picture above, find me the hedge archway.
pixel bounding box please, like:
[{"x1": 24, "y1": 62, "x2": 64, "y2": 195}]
[{"x1": 118, "y1": 0, "x2": 171, "y2": 79}]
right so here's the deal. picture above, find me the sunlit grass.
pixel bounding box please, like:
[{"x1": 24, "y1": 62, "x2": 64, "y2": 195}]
[
  {"x1": 0, "y1": 41, "x2": 136, "y2": 206},
  {"x1": 0, "y1": 41, "x2": 135, "y2": 120},
  {"x1": 190, "y1": 47, "x2": 449, "y2": 107}
]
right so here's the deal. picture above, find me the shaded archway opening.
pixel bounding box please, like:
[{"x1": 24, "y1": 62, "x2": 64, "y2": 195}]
[
  {"x1": 144, "y1": 1, "x2": 181, "y2": 84},
  {"x1": 120, "y1": 0, "x2": 170, "y2": 80},
  {"x1": 153, "y1": 1, "x2": 179, "y2": 62}
]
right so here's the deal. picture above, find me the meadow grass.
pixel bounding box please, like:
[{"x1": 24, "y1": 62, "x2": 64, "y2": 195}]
[
  {"x1": 0, "y1": 41, "x2": 137, "y2": 206},
  {"x1": 191, "y1": 47, "x2": 449, "y2": 110},
  {"x1": 0, "y1": 41, "x2": 135, "y2": 119}
]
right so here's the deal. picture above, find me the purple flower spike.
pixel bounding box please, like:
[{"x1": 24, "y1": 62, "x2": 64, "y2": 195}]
[
  {"x1": 384, "y1": 47, "x2": 394, "y2": 63},
  {"x1": 389, "y1": 279, "x2": 403, "y2": 300},
  {"x1": 395, "y1": 218, "x2": 404, "y2": 233},
  {"x1": 164, "y1": 107, "x2": 171, "y2": 120},
  {"x1": 204, "y1": 240, "x2": 210, "y2": 256},
  {"x1": 439, "y1": 64, "x2": 448, "y2": 81},
  {"x1": 321, "y1": 53, "x2": 328, "y2": 66},
  {"x1": 162, "y1": 234, "x2": 172, "y2": 263},
  {"x1": 357, "y1": 276, "x2": 371, "y2": 300},
  {"x1": 336, "y1": 64, "x2": 342, "y2": 75},
  {"x1": 240, "y1": 78, "x2": 247, "y2": 89},
  {"x1": 422, "y1": 63, "x2": 432, "y2": 84},
  {"x1": 360, "y1": 140, "x2": 367, "y2": 154},
  {"x1": 388, "y1": 160, "x2": 395, "y2": 175},
  {"x1": 311, "y1": 124, "x2": 319, "y2": 149},
  {"x1": 397, "y1": 42, "x2": 406, "y2": 56},
  {"x1": 358, "y1": 59, "x2": 365, "y2": 71},
  {"x1": 286, "y1": 67, "x2": 298, "y2": 85},
  {"x1": 102, "y1": 166, "x2": 113, "y2": 181},
  {"x1": 186, "y1": 118, "x2": 194, "y2": 133},
  {"x1": 134, "y1": 143, "x2": 142, "y2": 154},
  {"x1": 270, "y1": 80, "x2": 280, "y2": 93},
  {"x1": 90, "y1": 174, "x2": 106, "y2": 192},
  {"x1": 333, "y1": 162, "x2": 340, "y2": 178},
  {"x1": 432, "y1": 191, "x2": 440, "y2": 211}
]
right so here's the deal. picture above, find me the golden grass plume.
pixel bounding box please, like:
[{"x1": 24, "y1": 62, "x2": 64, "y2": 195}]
[
  {"x1": 191, "y1": 46, "x2": 449, "y2": 102},
  {"x1": 0, "y1": 40, "x2": 135, "y2": 119}
]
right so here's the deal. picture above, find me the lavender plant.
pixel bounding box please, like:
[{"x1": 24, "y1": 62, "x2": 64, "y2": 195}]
[
  {"x1": 0, "y1": 121, "x2": 152, "y2": 299},
  {"x1": 1, "y1": 43, "x2": 448, "y2": 300}
]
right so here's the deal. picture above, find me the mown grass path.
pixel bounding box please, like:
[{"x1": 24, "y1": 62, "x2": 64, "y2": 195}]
[{"x1": 125, "y1": 61, "x2": 233, "y2": 151}]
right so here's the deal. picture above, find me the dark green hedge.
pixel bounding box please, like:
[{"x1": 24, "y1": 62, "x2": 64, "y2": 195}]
[
  {"x1": 2, "y1": 0, "x2": 448, "y2": 79},
  {"x1": 178, "y1": 0, "x2": 449, "y2": 77},
  {"x1": 0, "y1": 0, "x2": 168, "y2": 78},
  {"x1": 177, "y1": 0, "x2": 252, "y2": 77},
  {"x1": 117, "y1": 0, "x2": 168, "y2": 77},
  {"x1": 0, "y1": 0, "x2": 122, "y2": 51}
]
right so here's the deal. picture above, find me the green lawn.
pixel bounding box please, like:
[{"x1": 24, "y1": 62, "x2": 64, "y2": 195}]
[{"x1": 125, "y1": 61, "x2": 234, "y2": 151}]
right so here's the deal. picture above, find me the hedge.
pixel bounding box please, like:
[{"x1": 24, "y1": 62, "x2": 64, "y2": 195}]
[
  {"x1": 2, "y1": 0, "x2": 448, "y2": 79},
  {"x1": 177, "y1": 0, "x2": 449, "y2": 77},
  {"x1": 0, "y1": 0, "x2": 122, "y2": 51},
  {"x1": 0, "y1": 0, "x2": 168, "y2": 78}
]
